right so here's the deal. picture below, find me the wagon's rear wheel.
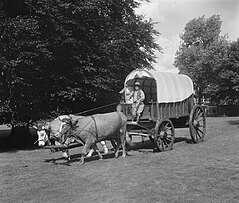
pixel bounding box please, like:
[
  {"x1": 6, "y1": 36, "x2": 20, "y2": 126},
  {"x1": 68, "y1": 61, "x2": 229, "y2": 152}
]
[
  {"x1": 154, "y1": 118, "x2": 175, "y2": 152},
  {"x1": 189, "y1": 105, "x2": 206, "y2": 143}
]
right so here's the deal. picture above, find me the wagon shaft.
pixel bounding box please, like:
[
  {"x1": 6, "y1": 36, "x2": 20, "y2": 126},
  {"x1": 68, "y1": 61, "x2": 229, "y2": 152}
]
[{"x1": 43, "y1": 143, "x2": 83, "y2": 150}]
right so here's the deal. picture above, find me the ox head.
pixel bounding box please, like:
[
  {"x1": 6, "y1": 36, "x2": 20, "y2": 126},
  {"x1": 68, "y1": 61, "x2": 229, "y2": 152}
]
[
  {"x1": 33, "y1": 115, "x2": 72, "y2": 147},
  {"x1": 33, "y1": 122, "x2": 51, "y2": 147}
]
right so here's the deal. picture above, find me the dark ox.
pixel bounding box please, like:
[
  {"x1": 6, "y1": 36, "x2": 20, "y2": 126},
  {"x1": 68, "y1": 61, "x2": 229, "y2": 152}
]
[{"x1": 56, "y1": 112, "x2": 127, "y2": 164}]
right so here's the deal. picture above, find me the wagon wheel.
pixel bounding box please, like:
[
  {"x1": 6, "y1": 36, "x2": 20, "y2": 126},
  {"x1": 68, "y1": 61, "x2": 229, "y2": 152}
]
[
  {"x1": 189, "y1": 105, "x2": 206, "y2": 143},
  {"x1": 154, "y1": 118, "x2": 175, "y2": 152}
]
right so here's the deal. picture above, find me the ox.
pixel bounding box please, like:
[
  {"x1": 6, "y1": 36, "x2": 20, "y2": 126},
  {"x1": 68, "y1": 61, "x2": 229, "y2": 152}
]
[
  {"x1": 34, "y1": 115, "x2": 110, "y2": 160},
  {"x1": 54, "y1": 112, "x2": 127, "y2": 164}
]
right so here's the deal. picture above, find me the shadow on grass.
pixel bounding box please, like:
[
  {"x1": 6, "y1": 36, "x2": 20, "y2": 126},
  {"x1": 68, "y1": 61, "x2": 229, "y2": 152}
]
[
  {"x1": 44, "y1": 150, "x2": 127, "y2": 165},
  {"x1": 129, "y1": 137, "x2": 193, "y2": 151},
  {"x1": 43, "y1": 136, "x2": 194, "y2": 165},
  {"x1": 0, "y1": 145, "x2": 39, "y2": 153},
  {"x1": 227, "y1": 120, "x2": 239, "y2": 126},
  {"x1": 175, "y1": 137, "x2": 194, "y2": 144}
]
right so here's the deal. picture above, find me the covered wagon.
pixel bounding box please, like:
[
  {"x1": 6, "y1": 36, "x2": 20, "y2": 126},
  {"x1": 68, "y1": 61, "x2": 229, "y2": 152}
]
[{"x1": 118, "y1": 69, "x2": 206, "y2": 151}]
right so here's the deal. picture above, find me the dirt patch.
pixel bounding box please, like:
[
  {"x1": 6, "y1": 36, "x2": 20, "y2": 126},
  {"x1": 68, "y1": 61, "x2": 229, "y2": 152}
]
[{"x1": 1, "y1": 117, "x2": 239, "y2": 203}]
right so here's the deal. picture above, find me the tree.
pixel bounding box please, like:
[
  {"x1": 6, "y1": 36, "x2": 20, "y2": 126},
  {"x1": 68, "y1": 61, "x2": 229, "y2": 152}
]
[
  {"x1": 0, "y1": 0, "x2": 161, "y2": 126},
  {"x1": 174, "y1": 15, "x2": 224, "y2": 104},
  {"x1": 206, "y1": 39, "x2": 239, "y2": 105}
]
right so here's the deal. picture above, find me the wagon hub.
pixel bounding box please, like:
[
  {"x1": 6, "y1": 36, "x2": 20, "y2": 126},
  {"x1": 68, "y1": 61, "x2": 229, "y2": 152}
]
[
  {"x1": 160, "y1": 132, "x2": 168, "y2": 139},
  {"x1": 193, "y1": 120, "x2": 200, "y2": 128}
]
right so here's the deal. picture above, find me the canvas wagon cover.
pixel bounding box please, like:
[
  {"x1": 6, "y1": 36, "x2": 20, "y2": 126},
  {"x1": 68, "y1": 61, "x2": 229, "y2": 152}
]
[{"x1": 124, "y1": 69, "x2": 194, "y2": 103}]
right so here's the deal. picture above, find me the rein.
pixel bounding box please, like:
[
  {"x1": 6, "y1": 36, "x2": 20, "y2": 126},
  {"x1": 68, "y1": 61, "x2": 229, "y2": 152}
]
[
  {"x1": 34, "y1": 135, "x2": 51, "y2": 145},
  {"x1": 34, "y1": 139, "x2": 43, "y2": 145},
  {"x1": 74, "y1": 102, "x2": 119, "y2": 115}
]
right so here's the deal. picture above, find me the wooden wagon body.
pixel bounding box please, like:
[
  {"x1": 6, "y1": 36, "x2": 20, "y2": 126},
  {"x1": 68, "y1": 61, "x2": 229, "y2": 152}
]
[{"x1": 119, "y1": 69, "x2": 206, "y2": 151}]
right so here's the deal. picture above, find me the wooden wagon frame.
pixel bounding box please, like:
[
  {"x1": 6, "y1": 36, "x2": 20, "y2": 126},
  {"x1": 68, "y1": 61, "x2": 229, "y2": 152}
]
[{"x1": 119, "y1": 69, "x2": 206, "y2": 151}]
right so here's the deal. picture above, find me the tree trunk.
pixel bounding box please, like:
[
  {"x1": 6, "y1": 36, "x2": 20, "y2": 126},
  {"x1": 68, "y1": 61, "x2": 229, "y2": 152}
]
[
  {"x1": 7, "y1": 125, "x2": 35, "y2": 149},
  {"x1": 198, "y1": 90, "x2": 202, "y2": 105}
]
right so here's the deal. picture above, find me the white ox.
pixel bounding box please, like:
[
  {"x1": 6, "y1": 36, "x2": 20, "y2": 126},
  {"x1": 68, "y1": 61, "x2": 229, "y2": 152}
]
[{"x1": 34, "y1": 115, "x2": 110, "y2": 159}]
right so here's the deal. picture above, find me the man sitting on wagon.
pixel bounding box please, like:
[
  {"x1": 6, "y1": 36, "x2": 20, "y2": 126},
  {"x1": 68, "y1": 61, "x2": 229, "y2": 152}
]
[{"x1": 129, "y1": 81, "x2": 145, "y2": 122}]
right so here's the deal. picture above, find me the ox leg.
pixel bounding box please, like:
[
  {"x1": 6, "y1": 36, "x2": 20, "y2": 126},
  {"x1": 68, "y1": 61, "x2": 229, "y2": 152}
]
[
  {"x1": 80, "y1": 142, "x2": 92, "y2": 164},
  {"x1": 86, "y1": 148, "x2": 94, "y2": 158},
  {"x1": 55, "y1": 141, "x2": 70, "y2": 160},
  {"x1": 120, "y1": 128, "x2": 127, "y2": 158},
  {"x1": 86, "y1": 142, "x2": 107, "y2": 158},
  {"x1": 100, "y1": 141, "x2": 109, "y2": 154},
  {"x1": 114, "y1": 139, "x2": 121, "y2": 158},
  {"x1": 92, "y1": 144, "x2": 103, "y2": 160},
  {"x1": 62, "y1": 149, "x2": 70, "y2": 161},
  {"x1": 110, "y1": 140, "x2": 117, "y2": 150}
]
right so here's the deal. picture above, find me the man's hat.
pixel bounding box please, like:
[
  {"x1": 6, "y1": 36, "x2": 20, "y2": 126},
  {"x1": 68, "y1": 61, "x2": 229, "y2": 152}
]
[{"x1": 134, "y1": 82, "x2": 140, "y2": 86}]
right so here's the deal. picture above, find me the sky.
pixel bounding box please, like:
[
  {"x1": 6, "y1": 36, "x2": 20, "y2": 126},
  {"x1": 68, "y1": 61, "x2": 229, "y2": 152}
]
[{"x1": 135, "y1": 0, "x2": 239, "y2": 73}]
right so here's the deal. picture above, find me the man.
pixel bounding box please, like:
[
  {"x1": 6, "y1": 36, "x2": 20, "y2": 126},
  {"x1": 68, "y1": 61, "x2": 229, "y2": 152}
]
[
  {"x1": 118, "y1": 86, "x2": 133, "y2": 104},
  {"x1": 129, "y1": 82, "x2": 145, "y2": 122}
]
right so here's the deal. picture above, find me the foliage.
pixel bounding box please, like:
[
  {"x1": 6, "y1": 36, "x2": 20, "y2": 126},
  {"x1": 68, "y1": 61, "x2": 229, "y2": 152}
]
[
  {"x1": 206, "y1": 39, "x2": 239, "y2": 105},
  {"x1": 0, "y1": 0, "x2": 161, "y2": 125},
  {"x1": 174, "y1": 15, "x2": 231, "y2": 104}
]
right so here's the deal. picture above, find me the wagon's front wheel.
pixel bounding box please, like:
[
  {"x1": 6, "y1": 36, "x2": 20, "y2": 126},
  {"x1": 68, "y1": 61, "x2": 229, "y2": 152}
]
[
  {"x1": 154, "y1": 118, "x2": 175, "y2": 152},
  {"x1": 189, "y1": 105, "x2": 206, "y2": 143}
]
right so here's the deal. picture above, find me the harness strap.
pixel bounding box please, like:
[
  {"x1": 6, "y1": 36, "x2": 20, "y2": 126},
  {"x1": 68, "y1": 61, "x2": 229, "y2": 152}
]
[{"x1": 90, "y1": 115, "x2": 98, "y2": 141}]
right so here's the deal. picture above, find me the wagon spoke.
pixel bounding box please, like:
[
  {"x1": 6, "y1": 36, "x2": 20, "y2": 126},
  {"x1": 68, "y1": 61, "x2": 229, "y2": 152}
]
[
  {"x1": 197, "y1": 112, "x2": 204, "y2": 120},
  {"x1": 196, "y1": 127, "x2": 204, "y2": 135},
  {"x1": 196, "y1": 128, "x2": 203, "y2": 138},
  {"x1": 166, "y1": 139, "x2": 172, "y2": 145},
  {"x1": 163, "y1": 134, "x2": 173, "y2": 147},
  {"x1": 167, "y1": 133, "x2": 173, "y2": 137},
  {"x1": 160, "y1": 123, "x2": 166, "y2": 132},
  {"x1": 198, "y1": 124, "x2": 205, "y2": 128},
  {"x1": 196, "y1": 132, "x2": 202, "y2": 141},
  {"x1": 163, "y1": 139, "x2": 169, "y2": 148},
  {"x1": 194, "y1": 109, "x2": 201, "y2": 119},
  {"x1": 164, "y1": 126, "x2": 172, "y2": 132},
  {"x1": 164, "y1": 136, "x2": 171, "y2": 144},
  {"x1": 163, "y1": 122, "x2": 169, "y2": 130},
  {"x1": 164, "y1": 136, "x2": 172, "y2": 142},
  {"x1": 196, "y1": 117, "x2": 204, "y2": 122}
]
